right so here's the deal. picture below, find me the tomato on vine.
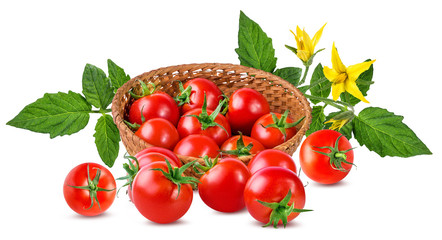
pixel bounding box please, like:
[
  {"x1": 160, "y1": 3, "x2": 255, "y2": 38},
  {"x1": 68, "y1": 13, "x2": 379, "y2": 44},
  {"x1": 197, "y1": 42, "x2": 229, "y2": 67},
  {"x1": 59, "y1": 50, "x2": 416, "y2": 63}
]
[
  {"x1": 128, "y1": 81, "x2": 180, "y2": 126},
  {"x1": 174, "y1": 78, "x2": 224, "y2": 114},
  {"x1": 299, "y1": 129, "x2": 355, "y2": 184},
  {"x1": 248, "y1": 149, "x2": 297, "y2": 175},
  {"x1": 174, "y1": 135, "x2": 220, "y2": 158},
  {"x1": 244, "y1": 167, "x2": 311, "y2": 228},
  {"x1": 251, "y1": 110, "x2": 304, "y2": 149},
  {"x1": 195, "y1": 156, "x2": 251, "y2": 212},
  {"x1": 220, "y1": 132, "x2": 265, "y2": 158},
  {"x1": 63, "y1": 163, "x2": 116, "y2": 216}
]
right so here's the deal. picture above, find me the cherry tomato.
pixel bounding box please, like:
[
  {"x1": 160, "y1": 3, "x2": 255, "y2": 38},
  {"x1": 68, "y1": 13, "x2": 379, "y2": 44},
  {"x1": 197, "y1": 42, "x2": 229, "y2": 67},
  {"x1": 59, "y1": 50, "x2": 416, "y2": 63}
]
[
  {"x1": 63, "y1": 163, "x2": 116, "y2": 216},
  {"x1": 244, "y1": 167, "x2": 308, "y2": 228},
  {"x1": 197, "y1": 157, "x2": 251, "y2": 212},
  {"x1": 177, "y1": 108, "x2": 231, "y2": 146},
  {"x1": 135, "y1": 118, "x2": 179, "y2": 150},
  {"x1": 226, "y1": 88, "x2": 270, "y2": 135},
  {"x1": 248, "y1": 149, "x2": 297, "y2": 175},
  {"x1": 299, "y1": 129, "x2": 354, "y2": 184},
  {"x1": 175, "y1": 78, "x2": 223, "y2": 114},
  {"x1": 173, "y1": 135, "x2": 220, "y2": 158},
  {"x1": 131, "y1": 161, "x2": 197, "y2": 224},
  {"x1": 135, "y1": 147, "x2": 182, "y2": 167},
  {"x1": 220, "y1": 134, "x2": 265, "y2": 158},
  {"x1": 128, "y1": 81, "x2": 179, "y2": 126},
  {"x1": 251, "y1": 111, "x2": 300, "y2": 149}
]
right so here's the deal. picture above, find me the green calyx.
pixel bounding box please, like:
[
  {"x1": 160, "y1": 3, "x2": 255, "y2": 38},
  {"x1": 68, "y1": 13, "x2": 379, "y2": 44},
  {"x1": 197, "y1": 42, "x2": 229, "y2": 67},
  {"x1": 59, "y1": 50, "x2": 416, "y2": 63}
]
[
  {"x1": 115, "y1": 153, "x2": 140, "y2": 196},
  {"x1": 257, "y1": 190, "x2": 312, "y2": 228},
  {"x1": 260, "y1": 110, "x2": 305, "y2": 141},
  {"x1": 174, "y1": 81, "x2": 192, "y2": 106},
  {"x1": 220, "y1": 132, "x2": 253, "y2": 157},
  {"x1": 68, "y1": 164, "x2": 116, "y2": 210},
  {"x1": 184, "y1": 93, "x2": 228, "y2": 134},
  {"x1": 312, "y1": 135, "x2": 356, "y2": 172},
  {"x1": 129, "y1": 80, "x2": 157, "y2": 99},
  {"x1": 193, "y1": 155, "x2": 219, "y2": 175},
  {"x1": 150, "y1": 159, "x2": 200, "y2": 199}
]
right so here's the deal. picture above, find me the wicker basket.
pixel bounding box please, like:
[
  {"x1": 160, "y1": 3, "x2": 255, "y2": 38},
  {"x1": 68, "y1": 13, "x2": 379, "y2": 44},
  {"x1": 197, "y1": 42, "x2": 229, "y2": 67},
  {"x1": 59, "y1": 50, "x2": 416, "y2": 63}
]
[{"x1": 111, "y1": 63, "x2": 312, "y2": 177}]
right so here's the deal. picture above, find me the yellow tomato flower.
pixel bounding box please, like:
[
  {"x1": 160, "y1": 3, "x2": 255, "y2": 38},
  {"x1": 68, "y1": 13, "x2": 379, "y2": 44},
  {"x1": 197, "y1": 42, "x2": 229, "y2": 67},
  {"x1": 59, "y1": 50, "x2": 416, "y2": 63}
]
[
  {"x1": 290, "y1": 24, "x2": 326, "y2": 63},
  {"x1": 323, "y1": 43, "x2": 375, "y2": 103},
  {"x1": 325, "y1": 118, "x2": 349, "y2": 131}
]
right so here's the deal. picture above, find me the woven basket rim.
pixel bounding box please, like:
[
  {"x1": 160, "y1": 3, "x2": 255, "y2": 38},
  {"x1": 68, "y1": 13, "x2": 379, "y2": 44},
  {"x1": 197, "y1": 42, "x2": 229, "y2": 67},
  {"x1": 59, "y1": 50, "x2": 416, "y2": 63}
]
[{"x1": 111, "y1": 62, "x2": 312, "y2": 167}]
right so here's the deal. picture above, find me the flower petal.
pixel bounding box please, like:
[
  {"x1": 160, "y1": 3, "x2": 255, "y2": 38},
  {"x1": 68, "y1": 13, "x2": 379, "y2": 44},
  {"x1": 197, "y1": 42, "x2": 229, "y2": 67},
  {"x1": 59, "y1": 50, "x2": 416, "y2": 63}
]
[
  {"x1": 290, "y1": 29, "x2": 302, "y2": 49},
  {"x1": 297, "y1": 50, "x2": 310, "y2": 62},
  {"x1": 344, "y1": 79, "x2": 369, "y2": 103},
  {"x1": 331, "y1": 82, "x2": 345, "y2": 101},
  {"x1": 302, "y1": 29, "x2": 313, "y2": 57},
  {"x1": 347, "y1": 60, "x2": 376, "y2": 81},
  {"x1": 312, "y1": 23, "x2": 327, "y2": 49},
  {"x1": 331, "y1": 42, "x2": 346, "y2": 73},
  {"x1": 323, "y1": 66, "x2": 340, "y2": 82}
]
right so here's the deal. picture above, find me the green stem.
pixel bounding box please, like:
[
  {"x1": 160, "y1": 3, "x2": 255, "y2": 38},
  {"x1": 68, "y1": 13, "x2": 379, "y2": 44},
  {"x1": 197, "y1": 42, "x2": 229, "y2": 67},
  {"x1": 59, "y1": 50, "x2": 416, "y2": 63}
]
[
  {"x1": 303, "y1": 94, "x2": 354, "y2": 112},
  {"x1": 90, "y1": 109, "x2": 112, "y2": 114},
  {"x1": 298, "y1": 65, "x2": 310, "y2": 86}
]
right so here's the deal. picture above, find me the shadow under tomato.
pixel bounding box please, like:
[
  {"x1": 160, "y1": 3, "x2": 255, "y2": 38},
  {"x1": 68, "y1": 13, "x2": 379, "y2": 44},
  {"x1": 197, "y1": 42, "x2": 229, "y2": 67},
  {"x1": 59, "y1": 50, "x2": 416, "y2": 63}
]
[
  {"x1": 144, "y1": 218, "x2": 189, "y2": 227},
  {"x1": 308, "y1": 180, "x2": 349, "y2": 188},
  {"x1": 68, "y1": 211, "x2": 112, "y2": 219}
]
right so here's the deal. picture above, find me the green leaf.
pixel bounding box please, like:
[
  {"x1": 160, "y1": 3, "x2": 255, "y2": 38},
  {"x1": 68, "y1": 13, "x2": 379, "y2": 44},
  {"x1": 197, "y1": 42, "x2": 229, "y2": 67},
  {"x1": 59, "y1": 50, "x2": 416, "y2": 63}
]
[
  {"x1": 94, "y1": 114, "x2": 121, "y2": 167},
  {"x1": 306, "y1": 106, "x2": 326, "y2": 136},
  {"x1": 273, "y1": 67, "x2": 302, "y2": 86},
  {"x1": 7, "y1": 91, "x2": 92, "y2": 138},
  {"x1": 235, "y1": 11, "x2": 277, "y2": 73},
  {"x1": 324, "y1": 111, "x2": 353, "y2": 140},
  {"x1": 309, "y1": 63, "x2": 331, "y2": 104},
  {"x1": 353, "y1": 107, "x2": 432, "y2": 157},
  {"x1": 340, "y1": 59, "x2": 374, "y2": 106},
  {"x1": 82, "y1": 63, "x2": 114, "y2": 109},
  {"x1": 107, "y1": 59, "x2": 130, "y2": 92}
]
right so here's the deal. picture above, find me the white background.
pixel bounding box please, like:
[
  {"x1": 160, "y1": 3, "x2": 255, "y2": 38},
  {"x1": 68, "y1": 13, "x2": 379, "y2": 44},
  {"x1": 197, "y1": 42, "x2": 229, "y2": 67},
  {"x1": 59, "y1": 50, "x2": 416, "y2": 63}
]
[{"x1": 1, "y1": 0, "x2": 441, "y2": 239}]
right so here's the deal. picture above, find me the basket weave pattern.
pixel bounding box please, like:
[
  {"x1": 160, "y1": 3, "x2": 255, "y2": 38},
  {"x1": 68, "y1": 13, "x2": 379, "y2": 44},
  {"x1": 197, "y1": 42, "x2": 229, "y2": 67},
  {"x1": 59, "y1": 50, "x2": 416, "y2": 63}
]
[{"x1": 111, "y1": 63, "x2": 312, "y2": 177}]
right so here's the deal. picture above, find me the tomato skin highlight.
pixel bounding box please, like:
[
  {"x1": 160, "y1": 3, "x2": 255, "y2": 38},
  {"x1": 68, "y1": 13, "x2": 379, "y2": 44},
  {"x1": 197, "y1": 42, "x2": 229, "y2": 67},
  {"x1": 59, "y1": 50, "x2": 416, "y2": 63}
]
[
  {"x1": 248, "y1": 149, "x2": 297, "y2": 175},
  {"x1": 244, "y1": 167, "x2": 306, "y2": 225},
  {"x1": 63, "y1": 163, "x2": 116, "y2": 216},
  {"x1": 180, "y1": 78, "x2": 223, "y2": 114},
  {"x1": 135, "y1": 118, "x2": 179, "y2": 150},
  {"x1": 177, "y1": 108, "x2": 231, "y2": 146},
  {"x1": 227, "y1": 88, "x2": 270, "y2": 135},
  {"x1": 173, "y1": 135, "x2": 220, "y2": 158},
  {"x1": 131, "y1": 162, "x2": 193, "y2": 224},
  {"x1": 198, "y1": 158, "x2": 251, "y2": 212},
  {"x1": 300, "y1": 130, "x2": 354, "y2": 184},
  {"x1": 250, "y1": 113, "x2": 297, "y2": 149},
  {"x1": 135, "y1": 147, "x2": 182, "y2": 167},
  {"x1": 128, "y1": 92, "x2": 180, "y2": 126}
]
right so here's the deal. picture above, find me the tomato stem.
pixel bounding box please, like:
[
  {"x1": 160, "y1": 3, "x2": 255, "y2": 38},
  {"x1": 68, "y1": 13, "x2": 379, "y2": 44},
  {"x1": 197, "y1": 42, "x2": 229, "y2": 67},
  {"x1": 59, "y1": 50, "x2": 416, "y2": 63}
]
[
  {"x1": 174, "y1": 81, "x2": 192, "y2": 106},
  {"x1": 312, "y1": 135, "x2": 357, "y2": 172}
]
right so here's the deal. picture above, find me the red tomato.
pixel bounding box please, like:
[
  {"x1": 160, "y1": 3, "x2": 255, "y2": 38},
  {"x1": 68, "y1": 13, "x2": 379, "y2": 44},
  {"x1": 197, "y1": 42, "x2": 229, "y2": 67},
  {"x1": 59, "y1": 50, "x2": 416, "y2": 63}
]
[
  {"x1": 131, "y1": 161, "x2": 196, "y2": 223},
  {"x1": 251, "y1": 111, "x2": 299, "y2": 149},
  {"x1": 299, "y1": 129, "x2": 354, "y2": 184},
  {"x1": 128, "y1": 82, "x2": 179, "y2": 126},
  {"x1": 220, "y1": 134, "x2": 265, "y2": 158},
  {"x1": 63, "y1": 163, "x2": 116, "y2": 216},
  {"x1": 198, "y1": 157, "x2": 251, "y2": 212},
  {"x1": 135, "y1": 147, "x2": 182, "y2": 167},
  {"x1": 175, "y1": 78, "x2": 223, "y2": 114},
  {"x1": 135, "y1": 118, "x2": 179, "y2": 150},
  {"x1": 177, "y1": 108, "x2": 231, "y2": 146},
  {"x1": 226, "y1": 88, "x2": 270, "y2": 135},
  {"x1": 244, "y1": 167, "x2": 308, "y2": 228},
  {"x1": 248, "y1": 149, "x2": 297, "y2": 175},
  {"x1": 173, "y1": 135, "x2": 220, "y2": 158}
]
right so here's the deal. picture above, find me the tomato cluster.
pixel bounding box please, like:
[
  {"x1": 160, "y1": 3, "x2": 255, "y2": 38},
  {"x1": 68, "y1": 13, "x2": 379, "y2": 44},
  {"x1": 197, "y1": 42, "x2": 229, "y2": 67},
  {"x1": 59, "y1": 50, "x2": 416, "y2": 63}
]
[{"x1": 62, "y1": 78, "x2": 356, "y2": 228}]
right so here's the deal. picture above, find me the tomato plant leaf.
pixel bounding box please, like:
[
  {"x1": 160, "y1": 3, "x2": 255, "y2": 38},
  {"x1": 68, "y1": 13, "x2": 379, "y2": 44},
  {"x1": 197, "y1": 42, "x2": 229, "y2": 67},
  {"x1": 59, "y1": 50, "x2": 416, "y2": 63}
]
[
  {"x1": 353, "y1": 107, "x2": 432, "y2": 157},
  {"x1": 94, "y1": 114, "x2": 120, "y2": 167},
  {"x1": 235, "y1": 11, "x2": 277, "y2": 73},
  {"x1": 107, "y1": 59, "x2": 130, "y2": 92},
  {"x1": 306, "y1": 106, "x2": 326, "y2": 136},
  {"x1": 340, "y1": 59, "x2": 374, "y2": 106},
  {"x1": 273, "y1": 67, "x2": 302, "y2": 86},
  {"x1": 309, "y1": 63, "x2": 331, "y2": 104},
  {"x1": 82, "y1": 63, "x2": 114, "y2": 110},
  {"x1": 7, "y1": 91, "x2": 92, "y2": 138}
]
